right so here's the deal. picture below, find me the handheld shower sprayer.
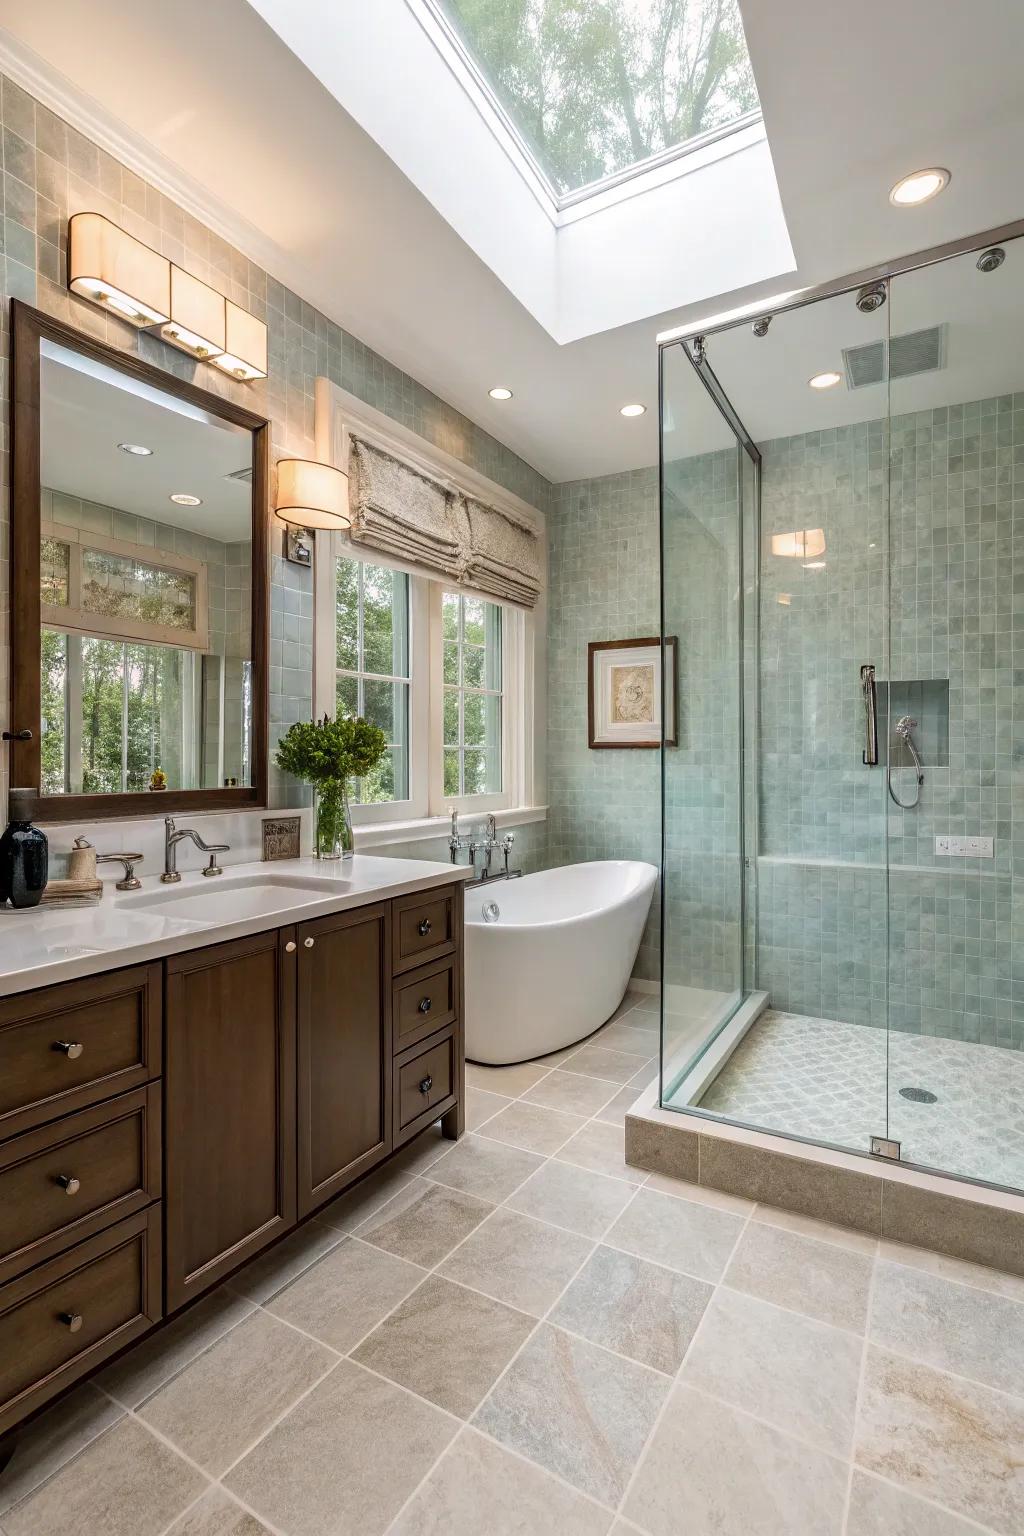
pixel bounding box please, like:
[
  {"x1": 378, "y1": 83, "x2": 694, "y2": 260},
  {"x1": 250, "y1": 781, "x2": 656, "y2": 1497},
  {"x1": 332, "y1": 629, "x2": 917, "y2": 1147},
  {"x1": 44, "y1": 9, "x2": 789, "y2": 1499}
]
[{"x1": 889, "y1": 716, "x2": 924, "y2": 808}]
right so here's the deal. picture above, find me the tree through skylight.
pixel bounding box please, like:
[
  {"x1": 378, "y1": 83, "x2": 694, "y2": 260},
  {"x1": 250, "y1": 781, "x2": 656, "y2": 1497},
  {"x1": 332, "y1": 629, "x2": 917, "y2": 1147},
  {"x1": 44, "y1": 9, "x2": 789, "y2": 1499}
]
[{"x1": 440, "y1": 0, "x2": 760, "y2": 197}]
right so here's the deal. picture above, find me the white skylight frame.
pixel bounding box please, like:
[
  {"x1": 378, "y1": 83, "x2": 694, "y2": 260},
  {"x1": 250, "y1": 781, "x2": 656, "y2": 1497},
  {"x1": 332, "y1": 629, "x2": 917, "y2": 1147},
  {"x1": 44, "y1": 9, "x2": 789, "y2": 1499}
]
[{"x1": 410, "y1": 0, "x2": 763, "y2": 220}]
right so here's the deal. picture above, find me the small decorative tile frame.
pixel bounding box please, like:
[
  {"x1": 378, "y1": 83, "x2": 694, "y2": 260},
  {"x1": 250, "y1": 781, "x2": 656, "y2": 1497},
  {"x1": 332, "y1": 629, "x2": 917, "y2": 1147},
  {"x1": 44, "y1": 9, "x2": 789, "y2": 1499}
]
[{"x1": 262, "y1": 816, "x2": 301, "y2": 861}]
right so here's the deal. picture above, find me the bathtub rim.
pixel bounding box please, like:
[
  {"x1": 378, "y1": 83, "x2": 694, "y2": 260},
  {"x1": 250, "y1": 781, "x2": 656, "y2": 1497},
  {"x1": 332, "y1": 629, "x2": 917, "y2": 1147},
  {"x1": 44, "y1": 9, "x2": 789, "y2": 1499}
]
[{"x1": 462, "y1": 858, "x2": 658, "y2": 933}]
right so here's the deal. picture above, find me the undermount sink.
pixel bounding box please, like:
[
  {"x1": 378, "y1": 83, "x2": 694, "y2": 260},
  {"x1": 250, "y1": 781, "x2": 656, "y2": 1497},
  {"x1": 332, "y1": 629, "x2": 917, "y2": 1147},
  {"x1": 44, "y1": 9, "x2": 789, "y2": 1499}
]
[{"x1": 128, "y1": 873, "x2": 344, "y2": 922}]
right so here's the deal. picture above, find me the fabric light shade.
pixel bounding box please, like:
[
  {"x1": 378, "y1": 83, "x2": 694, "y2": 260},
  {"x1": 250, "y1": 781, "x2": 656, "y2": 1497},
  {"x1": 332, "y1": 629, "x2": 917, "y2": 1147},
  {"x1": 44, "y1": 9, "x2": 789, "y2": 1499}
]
[
  {"x1": 160, "y1": 266, "x2": 227, "y2": 361},
  {"x1": 68, "y1": 212, "x2": 171, "y2": 327},
  {"x1": 213, "y1": 301, "x2": 269, "y2": 381},
  {"x1": 275, "y1": 458, "x2": 351, "y2": 530}
]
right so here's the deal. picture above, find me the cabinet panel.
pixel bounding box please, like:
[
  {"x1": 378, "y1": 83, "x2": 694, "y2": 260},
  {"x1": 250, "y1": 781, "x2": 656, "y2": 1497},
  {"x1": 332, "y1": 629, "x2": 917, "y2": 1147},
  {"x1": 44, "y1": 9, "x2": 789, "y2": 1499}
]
[
  {"x1": 392, "y1": 887, "x2": 457, "y2": 974},
  {"x1": 393, "y1": 959, "x2": 457, "y2": 1055},
  {"x1": 395, "y1": 1028, "x2": 457, "y2": 1144},
  {"x1": 164, "y1": 929, "x2": 296, "y2": 1310},
  {"x1": 297, "y1": 904, "x2": 391, "y2": 1216}
]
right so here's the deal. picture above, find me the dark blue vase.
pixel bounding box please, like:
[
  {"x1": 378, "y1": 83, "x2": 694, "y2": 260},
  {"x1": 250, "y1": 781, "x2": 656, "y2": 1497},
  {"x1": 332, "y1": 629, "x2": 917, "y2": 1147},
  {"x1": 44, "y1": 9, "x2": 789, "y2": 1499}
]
[{"x1": 0, "y1": 789, "x2": 48, "y2": 909}]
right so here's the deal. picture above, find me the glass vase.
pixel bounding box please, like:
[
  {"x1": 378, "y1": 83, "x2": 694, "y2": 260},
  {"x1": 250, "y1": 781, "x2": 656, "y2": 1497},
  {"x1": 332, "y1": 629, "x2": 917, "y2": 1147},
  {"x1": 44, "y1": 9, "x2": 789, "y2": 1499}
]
[{"x1": 314, "y1": 780, "x2": 354, "y2": 860}]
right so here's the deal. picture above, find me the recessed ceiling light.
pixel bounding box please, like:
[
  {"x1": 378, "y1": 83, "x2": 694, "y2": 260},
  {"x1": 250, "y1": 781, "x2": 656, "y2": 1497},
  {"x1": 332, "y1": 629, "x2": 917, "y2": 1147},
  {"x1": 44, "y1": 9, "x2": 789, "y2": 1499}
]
[
  {"x1": 889, "y1": 168, "x2": 950, "y2": 207},
  {"x1": 808, "y1": 371, "x2": 842, "y2": 390},
  {"x1": 620, "y1": 403, "x2": 646, "y2": 417},
  {"x1": 169, "y1": 493, "x2": 203, "y2": 506},
  {"x1": 117, "y1": 442, "x2": 153, "y2": 456},
  {"x1": 488, "y1": 387, "x2": 513, "y2": 401}
]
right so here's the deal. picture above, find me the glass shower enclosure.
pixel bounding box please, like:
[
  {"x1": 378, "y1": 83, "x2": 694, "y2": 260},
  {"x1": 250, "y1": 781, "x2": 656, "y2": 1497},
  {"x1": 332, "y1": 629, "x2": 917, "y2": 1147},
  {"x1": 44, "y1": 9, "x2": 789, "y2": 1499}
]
[{"x1": 658, "y1": 224, "x2": 1024, "y2": 1197}]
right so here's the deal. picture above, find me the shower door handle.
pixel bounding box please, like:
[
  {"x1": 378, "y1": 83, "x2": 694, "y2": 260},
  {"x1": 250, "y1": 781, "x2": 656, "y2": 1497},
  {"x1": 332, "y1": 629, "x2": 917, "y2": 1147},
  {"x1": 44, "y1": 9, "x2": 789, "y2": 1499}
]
[{"x1": 861, "y1": 664, "x2": 879, "y2": 766}]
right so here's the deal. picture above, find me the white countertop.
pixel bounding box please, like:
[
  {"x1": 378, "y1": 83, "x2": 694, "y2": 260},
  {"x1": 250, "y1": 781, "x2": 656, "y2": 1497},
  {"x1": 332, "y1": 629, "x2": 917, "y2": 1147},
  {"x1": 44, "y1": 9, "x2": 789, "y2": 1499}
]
[{"x1": 0, "y1": 856, "x2": 472, "y2": 998}]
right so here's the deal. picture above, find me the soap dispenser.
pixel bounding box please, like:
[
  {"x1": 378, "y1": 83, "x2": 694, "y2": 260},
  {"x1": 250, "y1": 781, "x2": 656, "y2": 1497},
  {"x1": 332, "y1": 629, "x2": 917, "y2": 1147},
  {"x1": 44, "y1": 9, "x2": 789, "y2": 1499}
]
[{"x1": 0, "y1": 789, "x2": 48, "y2": 909}]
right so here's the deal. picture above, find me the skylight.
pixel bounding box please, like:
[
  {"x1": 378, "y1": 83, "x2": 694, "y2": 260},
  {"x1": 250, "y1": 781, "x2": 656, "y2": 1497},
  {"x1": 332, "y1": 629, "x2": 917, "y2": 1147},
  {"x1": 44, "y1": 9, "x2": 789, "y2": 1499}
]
[{"x1": 432, "y1": 0, "x2": 761, "y2": 202}]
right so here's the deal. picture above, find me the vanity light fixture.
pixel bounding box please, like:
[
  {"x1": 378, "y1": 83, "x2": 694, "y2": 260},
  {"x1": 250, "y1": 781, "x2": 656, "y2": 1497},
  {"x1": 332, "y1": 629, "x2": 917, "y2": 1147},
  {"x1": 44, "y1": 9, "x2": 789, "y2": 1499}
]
[
  {"x1": 620, "y1": 403, "x2": 646, "y2": 417},
  {"x1": 889, "y1": 168, "x2": 950, "y2": 207},
  {"x1": 68, "y1": 212, "x2": 170, "y2": 327},
  {"x1": 160, "y1": 267, "x2": 226, "y2": 362},
  {"x1": 809, "y1": 371, "x2": 842, "y2": 390},
  {"x1": 169, "y1": 493, "x2": 203, "y2": 507},
  {"x1": 274, "y1": 458, "x2": 351, "y2": 530},
  {"x1": 212, "y1": 301, "x2": 269, "y2": 381},
  {"x1": 488, "y1": 387, "x2": 513, "y2": 400},
  {"x1": 117, "y1": 442, "x2": 153, "y2": 456}
]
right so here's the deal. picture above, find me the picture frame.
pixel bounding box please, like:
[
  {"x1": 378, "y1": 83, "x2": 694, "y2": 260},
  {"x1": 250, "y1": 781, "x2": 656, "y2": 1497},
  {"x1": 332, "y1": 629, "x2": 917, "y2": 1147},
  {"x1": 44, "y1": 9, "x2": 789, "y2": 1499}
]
[{"x1": 587, "y1": 637, "x2": 677, "y2": 749}]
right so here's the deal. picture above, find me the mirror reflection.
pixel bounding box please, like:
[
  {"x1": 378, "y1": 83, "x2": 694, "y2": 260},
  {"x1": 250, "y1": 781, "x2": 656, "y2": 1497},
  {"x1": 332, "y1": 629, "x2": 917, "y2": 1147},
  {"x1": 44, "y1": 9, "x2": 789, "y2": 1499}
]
[{"x1": 39, "y1": 341, "x2": 254, "y2": 796}]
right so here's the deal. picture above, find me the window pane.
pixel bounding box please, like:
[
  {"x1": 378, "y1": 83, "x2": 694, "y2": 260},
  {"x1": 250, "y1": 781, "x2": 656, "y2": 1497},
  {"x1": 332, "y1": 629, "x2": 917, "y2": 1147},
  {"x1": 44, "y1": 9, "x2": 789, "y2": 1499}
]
[
  {"x1": 337, "y1": 673, "x2": 359, "y2": 718},
  {"x1": 363, "y1": 677, "x2": 402, "y2": 742},
  {"x1": 41, "y1": 628, "x2": 67, "y2": 793},
  {"x1": 463, "y1": 690, "x2": 485, "y2": 747},
  {"x1": 41, "y1": 538, "x2": 70, "y2": 607},
  {"x1": 485, "y1": 605, "x2": 503, "y2": 691},
  {"x1": 336, "y1": 556, "x2": 359, "y2": 670},
  {"x1": 443, "y1": 687, "x2": 460, "y2": 745},
  {"x1": 463, "y1": 645, "x2": 485, "y2": 690},
  {"x1": 125, "y1": 642, "x2": 186, "y2": 792},
  {"x1": 443, "y1": 748, "x2": 461, "y2": 797},
  {"x1": 443, "y1": 641, "x2": 460, "y2": 686},
  {"x1": 463, "y1": 748, "x2": 485, "y2": 796},
  {"x1": 442, "y1": 591, "x2": 460, "y2": 641},
  {"x1": 463, "y1": 597, "x2": 485, "y2": 646},
  {"x1": 363, "y1": 565, "x2": 408, "y2": 677},
  {"x1": 82, "y1": 549, "x2": 195, "y2": 630},
  {"x1": 79, "y1": 637, "x2": 125, "y2": 793}
]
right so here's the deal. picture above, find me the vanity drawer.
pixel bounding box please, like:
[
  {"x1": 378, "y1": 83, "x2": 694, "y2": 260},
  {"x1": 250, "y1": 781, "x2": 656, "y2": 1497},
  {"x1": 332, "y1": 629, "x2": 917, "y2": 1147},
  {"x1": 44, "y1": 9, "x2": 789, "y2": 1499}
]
[
  {"x1": 393, "y1": 959, "x2": 458, "y2": 1054},
  {"x1": 0, "y1": 1207, "x2": 161, "y2": 1435},
  {"x1": 395, "y1": 1028, "x2": 457, "y2": 1142},
  {"x1": 392, "y1": 887, "x2": 457, "y2": 974},
  {"x1": 0, "y1": 1087, "x2": 161, "y2": 1285},
  {"x1": 0, "y1": 965, "x2": 162, "y2": 1140}
]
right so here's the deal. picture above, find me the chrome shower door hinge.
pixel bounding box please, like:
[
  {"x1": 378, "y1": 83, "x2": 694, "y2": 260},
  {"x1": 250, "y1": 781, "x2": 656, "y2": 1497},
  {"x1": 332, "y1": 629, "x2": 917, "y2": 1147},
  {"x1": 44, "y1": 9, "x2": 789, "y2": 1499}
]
[{"x1": 870, "y1": 1134, "x2": 901, "y2": 1161}]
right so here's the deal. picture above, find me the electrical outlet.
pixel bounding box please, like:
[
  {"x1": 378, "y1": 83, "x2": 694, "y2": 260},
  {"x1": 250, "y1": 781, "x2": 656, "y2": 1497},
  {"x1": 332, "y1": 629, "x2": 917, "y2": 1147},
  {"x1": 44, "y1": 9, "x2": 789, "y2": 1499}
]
[{"x1": 935, "y1": 835, "x2": 994, "y2": 858}]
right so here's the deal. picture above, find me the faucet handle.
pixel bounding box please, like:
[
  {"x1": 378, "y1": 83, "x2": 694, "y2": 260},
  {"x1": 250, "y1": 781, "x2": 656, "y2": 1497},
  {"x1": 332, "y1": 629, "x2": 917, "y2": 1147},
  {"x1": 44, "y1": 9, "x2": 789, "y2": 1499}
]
[
  {"x1": 97, "y1": 853, "x2": 143, "y2": 891},
  {"x1": 501, "y1": 831, "x2": 515, "y2": 852}
]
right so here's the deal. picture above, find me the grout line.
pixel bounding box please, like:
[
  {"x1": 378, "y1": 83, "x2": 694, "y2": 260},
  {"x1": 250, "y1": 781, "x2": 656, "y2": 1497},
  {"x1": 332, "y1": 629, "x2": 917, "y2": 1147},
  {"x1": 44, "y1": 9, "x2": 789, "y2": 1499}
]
[
  {"x1": 849, "y1": 1467, "x2": 1004, "y2": 1536},
  {"x1": 842, "y1": 1252, "x2": 880, "y2": 1536}
]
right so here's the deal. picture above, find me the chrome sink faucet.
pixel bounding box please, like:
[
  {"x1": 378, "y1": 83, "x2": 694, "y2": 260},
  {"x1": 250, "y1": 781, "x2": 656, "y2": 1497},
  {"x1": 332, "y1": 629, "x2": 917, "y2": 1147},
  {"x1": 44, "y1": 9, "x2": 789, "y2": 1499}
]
[{"x1": 162, "y1": 817, "x2": 230, "y2": 883}]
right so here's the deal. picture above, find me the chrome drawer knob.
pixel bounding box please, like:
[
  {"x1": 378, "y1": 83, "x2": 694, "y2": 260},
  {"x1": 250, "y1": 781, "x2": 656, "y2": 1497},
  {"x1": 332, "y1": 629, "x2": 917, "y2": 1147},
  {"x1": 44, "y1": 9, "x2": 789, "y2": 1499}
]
[
  {"x1": 58, "y1": 1311, "x2": 83, "y2": 1333},
  {"x1": 285, "y1": 940, "x2": 297, "y2": 953},
  {"x1": 417, "y1": 918, "x2": 432, "y2": 937},
  {"x1": 53, "y1": 1041, "x2": 84, "y2": 1059},
  {"x1": 304, "y1": 936, "x2": 315, "y2": 949},
  {"x1": 56, "y1": 1174, "x2": 81, "y2": 1196},
  {"x1": 417, "y1": 997, "x2": 433, "y2": 1014},
  {"x1": 419, "y1": 1075, "x2": 433, "y2": 1095}
]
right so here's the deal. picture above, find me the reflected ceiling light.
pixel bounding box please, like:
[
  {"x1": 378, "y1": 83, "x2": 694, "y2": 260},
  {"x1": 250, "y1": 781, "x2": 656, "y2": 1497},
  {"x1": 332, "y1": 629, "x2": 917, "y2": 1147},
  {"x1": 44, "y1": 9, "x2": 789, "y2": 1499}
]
[
  {"x1": 777, "y1": 593, "x2": 792, "y2": 606},
  {"x1": 803, "y1": 560, "x2": 827, "y2": 571},
  {"x1": 488, "y1": 386, "x2": 513, "y2": 401},
  {"x1": 771, "y1": 529, "x2": 826, "y2": 559},
  {"x1": 160, "y1": 267, "x2": 226, "y2": 362},
  {"x1": 620, "y1": 403, "x2": 646, "y2": 417},
  {"x1": 68, "y1": 212, "x2": 170, "y2": 327},
  {"x1": 274, "y1": 458, "x2": 351, "y2": 531},
  {"x1": 169, "y1": 493, "x2": 203, "y2": 506},
  {"x1": 809, "y1": 371, "x2": 842, "y2": 390},
  {"x1": 212, "y1": 301, "x2": 269, "y2": 381},
  {"x1": 118, "y1": 442, "x2": 153, "y2": 456},
  {"x1": 889, "y1": 168, "x2": 950, "y2": 206}
]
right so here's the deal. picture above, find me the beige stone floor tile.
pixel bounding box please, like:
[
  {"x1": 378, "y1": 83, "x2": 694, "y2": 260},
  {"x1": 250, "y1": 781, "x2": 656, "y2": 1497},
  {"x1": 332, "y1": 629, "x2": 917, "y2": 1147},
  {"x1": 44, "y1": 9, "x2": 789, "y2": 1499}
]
[
  {"x1": 98, "y1": 1287, "x2": 255, "y2": 1408},
  {"x1": 3, "y1": 1418, "x2": 206, "y2": 1536},
  {"x1": 724, "y1": 1219, "x2": 874, "y2": 1333},
  {"x1": 389, "y1": 1426, "x2": 613, "y2": 1536},
  {"x1": 352, "y1": 1274, "x2": 535, "y2": 1417},
  {"x1": 355, "y1": 1180, "x2": 494, "y2": 1266},
  {"x1": 228, "y1": 1219, "x2": 344, "y2": 1304},
  {"x1": 505, "y1": 1159, "x2": 636, "y2": 1239},
  {"x1": 561, "y1": 1045, "x2": 653, "y2": 1085},
  {"x1": 473, "y1": 1322, "x2": 668, "y2": 1505},
  {"x1": 225, "y1": 1358, "x2": 457, "y2": 1536},
  {"x1": 554, "y1": 1120, "x2": 647, "y2": 1184},
  {"x1": 265, "y1": 1236, "x2": 426, "y2": 1352},
  {"x1": 477, "y1": 1100, "x2": 588, "y2": 1156},
  {"x1": 870, "y1": 1259, "x2": 1024, "y2": 1397},
  {"x1": 752, "y1": 1202, "x2": 879, "y2": 1256},
  {"x1": 465, "y1": 1086, "x2": 513, "y2": 1130},
  {"x1": 626, "y1": 1061, "x2": 659, "y2": 1090},
  {"x1": 876, "y1": 1239, "x2": 1024, "y2": 1304},
  {"x1": 466, "y1": 1061, "x2": 553, "y2": 1096},
  {"x1": 846, "y1": 1471, "x2": 985, "y2": 1536},
  {"x1": 645, "y1": 1170, "x2": 754, "y2": 1215},
  {"x1": 425, "y1": 1134, "x2": 544, "y2": 1202},
  {"x1": 606, "y1": 1186, "x2": 746, "y2": 1282},
  {"x1": 165, "y1": 1487, "x2": 275, "y2": 1535},
  {"x1": 523, "y1": 1070, "x2": 619, "y2": 1118},
  {"x1": 856, "y1": 1345, "x2": 1024, "y2": 1534},
  {"x1": 552, "y1": 1246, "x2": 711, "y2": 1374},
  {"x1": 317, "y1": 1163, "x2": 415, "y2": 1232},
  {"x1": 393, "y1": 1124, "x2": 452, "y2": 1175},
  {"x1": 138, "y1": 1310, "x2": 335, "y2": 1476},
  {"x1": 597, "y1": 1021, "x2": 660, "y2": 1055},
  {"x1": 624, "y1": 1383, "x2": 849, "y2": 1536},
  {"x1": 682, "y1": 1287, "x2": 862, "y2": 1458},
  {"x1": 595, "y1": 1085, "x2": 645, "y2": 1128},
  {"x1": 438, "y1": 1206, "x2": 594, "y2": 1316},
  {"x1": 0, "y1": 1384, "x2": 123, "y2": 1516}
]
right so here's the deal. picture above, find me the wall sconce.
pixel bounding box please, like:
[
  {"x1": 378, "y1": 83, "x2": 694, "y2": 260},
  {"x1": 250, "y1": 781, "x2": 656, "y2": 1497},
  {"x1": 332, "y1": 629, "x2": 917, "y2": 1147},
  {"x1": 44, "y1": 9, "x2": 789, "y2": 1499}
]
[
  {"x1": 213, "y1": 301, "x2": 268, "y2": 381},
  {"x1": 68, "y1": 212, "x2": 170, "y2": 327},
  {"x1": 160, "y1": 266, "x2": 226, "y2": 360},
  {"x1": 274, "y1": 458, "x2": 351, "y2": 530},
  {"x1": 770, "y1": 528, "x2": 826, "y2": 559}
]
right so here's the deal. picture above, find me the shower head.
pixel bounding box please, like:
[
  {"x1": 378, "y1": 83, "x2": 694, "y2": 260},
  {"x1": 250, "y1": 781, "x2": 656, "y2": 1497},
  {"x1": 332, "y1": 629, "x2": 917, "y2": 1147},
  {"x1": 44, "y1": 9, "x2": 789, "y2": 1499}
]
[
  {"x1": 894, "y1": 715, "x2": 918, "y2": 740},
  {"x1": 977, "y1": 246, "x2": 1005, "y2": 274},
  {"x1": 856, "y1": 282, "x2": 887, "y2": 314}
]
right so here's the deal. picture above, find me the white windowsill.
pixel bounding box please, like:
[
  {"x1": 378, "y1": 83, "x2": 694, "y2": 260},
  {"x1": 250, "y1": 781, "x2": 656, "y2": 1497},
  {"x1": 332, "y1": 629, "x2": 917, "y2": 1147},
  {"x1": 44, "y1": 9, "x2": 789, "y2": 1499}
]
[{"x1": 353, "y1": 805, "x2": 547, "y2": 850}]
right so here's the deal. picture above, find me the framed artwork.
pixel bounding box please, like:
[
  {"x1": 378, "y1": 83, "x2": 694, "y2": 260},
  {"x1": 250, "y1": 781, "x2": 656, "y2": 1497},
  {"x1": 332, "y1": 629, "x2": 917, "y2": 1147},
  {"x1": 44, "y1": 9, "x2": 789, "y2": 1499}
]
[{"x1": 588, "y1": 637, "x2": 677, "y2": 749}]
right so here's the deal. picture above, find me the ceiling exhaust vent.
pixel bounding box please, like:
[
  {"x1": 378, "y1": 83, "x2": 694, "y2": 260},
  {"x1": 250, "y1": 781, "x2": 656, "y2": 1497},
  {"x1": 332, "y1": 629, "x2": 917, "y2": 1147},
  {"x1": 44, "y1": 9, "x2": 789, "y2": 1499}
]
[
  {"x1": 225, "y1": 465, "x2": 253, "y2": 484},
  {"x1": 842, "y1": 325, "x2": 947, "y2": 390}
]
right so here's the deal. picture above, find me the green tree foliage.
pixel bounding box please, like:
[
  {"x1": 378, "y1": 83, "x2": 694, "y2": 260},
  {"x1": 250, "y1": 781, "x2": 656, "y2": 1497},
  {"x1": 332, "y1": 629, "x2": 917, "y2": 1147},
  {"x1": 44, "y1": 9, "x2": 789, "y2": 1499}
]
[{"x1": 446, "y1": 0, "x2": 759, "y2": 193}]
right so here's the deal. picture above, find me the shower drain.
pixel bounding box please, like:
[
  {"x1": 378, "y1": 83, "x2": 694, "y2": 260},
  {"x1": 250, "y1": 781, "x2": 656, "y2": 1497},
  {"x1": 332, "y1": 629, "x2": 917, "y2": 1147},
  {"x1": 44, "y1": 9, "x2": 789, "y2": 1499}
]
[{"x1": 899, "y1": 1086, "x2": 938, "y2": 1104}]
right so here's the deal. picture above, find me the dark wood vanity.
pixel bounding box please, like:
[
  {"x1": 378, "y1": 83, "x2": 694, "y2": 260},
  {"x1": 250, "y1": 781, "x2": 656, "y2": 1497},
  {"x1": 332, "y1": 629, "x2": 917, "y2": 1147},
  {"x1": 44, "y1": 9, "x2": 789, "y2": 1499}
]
[{"x1": 0, "y1": 879, "x2": 465, "y2": 1443}]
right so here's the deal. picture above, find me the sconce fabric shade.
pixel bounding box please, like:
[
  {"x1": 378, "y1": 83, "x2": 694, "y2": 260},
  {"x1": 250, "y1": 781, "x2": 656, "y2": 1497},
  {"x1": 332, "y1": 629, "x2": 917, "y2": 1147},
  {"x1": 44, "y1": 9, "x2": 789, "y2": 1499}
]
[
  {"x1": 213, "y1": 301, "x2": 269, "y2": 381},
  {"x1": 275, "y1": 458, "x2": 351, "y2": 530},
  {"x1": 68, "y1": 212, "x2": 171, "y2": 327},
  {"x1": 770, "y1": 528, "x2": 826, "y2": 559},
  {"x1": 160, "y1": 266, "x2": 227, "y2": 361}
]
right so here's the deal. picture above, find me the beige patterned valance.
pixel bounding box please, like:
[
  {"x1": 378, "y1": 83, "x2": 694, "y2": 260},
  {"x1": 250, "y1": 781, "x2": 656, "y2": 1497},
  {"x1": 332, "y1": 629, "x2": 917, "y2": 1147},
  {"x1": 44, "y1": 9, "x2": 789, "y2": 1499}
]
[{"x1": 348, "y1": 437, "x2": 542, "y2": 608}]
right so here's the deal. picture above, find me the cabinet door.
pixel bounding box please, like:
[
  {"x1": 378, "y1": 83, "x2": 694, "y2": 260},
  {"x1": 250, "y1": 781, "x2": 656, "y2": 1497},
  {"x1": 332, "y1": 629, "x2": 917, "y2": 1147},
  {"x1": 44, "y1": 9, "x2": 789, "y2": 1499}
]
[
  {"x1": 297, "y1": 904, "x2": 391, "y2": 1216},
  {"x1": 165, "y1": 929, "x2": 296, "y2": 1310}
]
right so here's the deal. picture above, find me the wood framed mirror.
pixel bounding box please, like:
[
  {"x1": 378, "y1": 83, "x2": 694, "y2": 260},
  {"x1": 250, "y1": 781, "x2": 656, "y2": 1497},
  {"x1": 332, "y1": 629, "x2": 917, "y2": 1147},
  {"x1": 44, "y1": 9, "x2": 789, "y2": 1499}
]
[{"x1": 9, "y1": 300, "x2": 269, "y2": 820}]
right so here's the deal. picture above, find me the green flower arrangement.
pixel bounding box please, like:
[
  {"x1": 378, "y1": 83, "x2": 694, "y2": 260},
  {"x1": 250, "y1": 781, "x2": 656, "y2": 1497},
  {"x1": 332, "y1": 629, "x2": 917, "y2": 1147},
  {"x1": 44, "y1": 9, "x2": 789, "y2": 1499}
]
[{"x1": 275, "y1": 714, "x2": 387, "y2": 859}]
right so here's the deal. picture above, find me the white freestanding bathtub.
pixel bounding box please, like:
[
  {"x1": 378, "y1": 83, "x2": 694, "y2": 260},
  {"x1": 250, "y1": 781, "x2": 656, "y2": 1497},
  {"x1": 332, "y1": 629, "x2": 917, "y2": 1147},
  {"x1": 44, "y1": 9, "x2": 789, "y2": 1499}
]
[{"x1": 464, "y1": 860, "x2": 658, "y2": 1064}]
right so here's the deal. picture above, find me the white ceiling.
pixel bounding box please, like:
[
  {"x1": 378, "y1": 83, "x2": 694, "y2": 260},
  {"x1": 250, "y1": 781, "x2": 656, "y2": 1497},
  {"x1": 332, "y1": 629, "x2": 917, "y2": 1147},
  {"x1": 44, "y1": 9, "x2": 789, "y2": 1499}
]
[{"x1": 2, "y1": 0, "x2": 1023, "y2": 484}]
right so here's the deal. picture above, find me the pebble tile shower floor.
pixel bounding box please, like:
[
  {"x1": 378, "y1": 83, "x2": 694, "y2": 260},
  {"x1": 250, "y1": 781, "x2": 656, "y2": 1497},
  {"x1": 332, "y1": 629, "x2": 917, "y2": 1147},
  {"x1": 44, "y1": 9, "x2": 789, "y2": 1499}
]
[{"x1": 2, "y1": 993, "x2": 1023, "y2": 1536}]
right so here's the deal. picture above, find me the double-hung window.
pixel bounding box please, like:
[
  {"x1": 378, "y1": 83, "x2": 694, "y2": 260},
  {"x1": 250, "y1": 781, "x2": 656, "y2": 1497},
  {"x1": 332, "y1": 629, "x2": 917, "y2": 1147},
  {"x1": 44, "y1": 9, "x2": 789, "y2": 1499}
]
[
  {"x1": 335, "y1": 557, "x2": 411, "y2": 805},
  {"x1": 441, "y1": 591, "x2": 502, "y2": 798}
]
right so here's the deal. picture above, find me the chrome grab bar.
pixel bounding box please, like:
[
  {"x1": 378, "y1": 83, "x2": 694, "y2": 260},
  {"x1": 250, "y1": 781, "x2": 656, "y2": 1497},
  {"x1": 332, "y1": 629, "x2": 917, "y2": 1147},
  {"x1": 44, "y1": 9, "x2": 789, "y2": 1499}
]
[{"x1": 861, "y1": 664, "x2": 879, "y2": 766}]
